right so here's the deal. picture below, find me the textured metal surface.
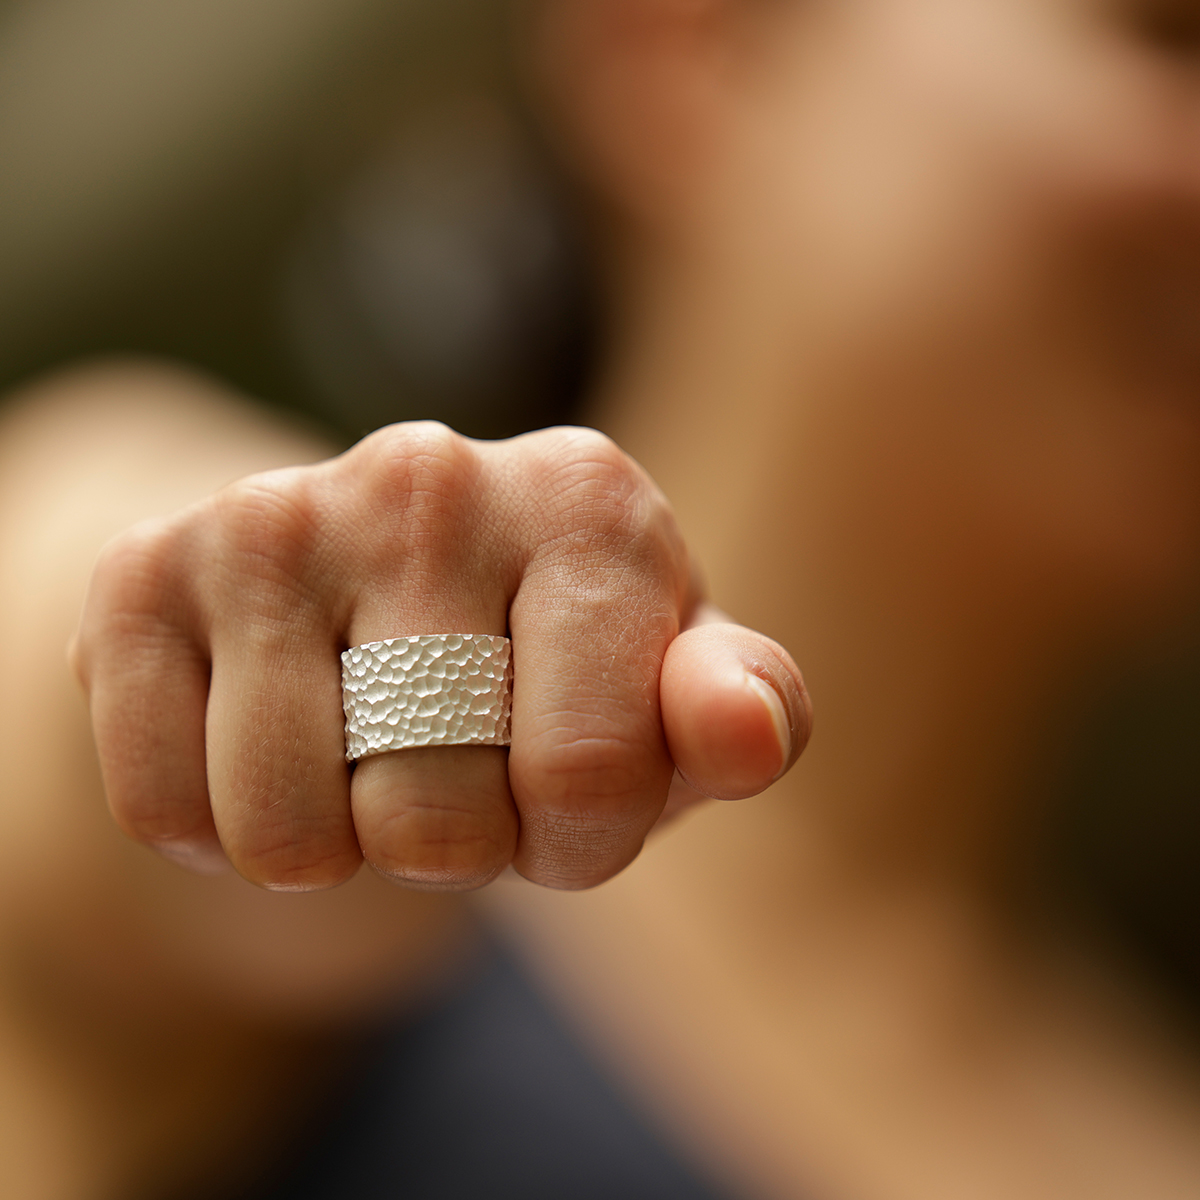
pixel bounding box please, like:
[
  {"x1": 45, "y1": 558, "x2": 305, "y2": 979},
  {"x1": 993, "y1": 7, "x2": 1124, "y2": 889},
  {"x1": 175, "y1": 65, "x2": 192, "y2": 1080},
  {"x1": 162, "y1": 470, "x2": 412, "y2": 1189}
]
[{"x1": 342, "y1": 634, "x2": 512, "y2": 761}]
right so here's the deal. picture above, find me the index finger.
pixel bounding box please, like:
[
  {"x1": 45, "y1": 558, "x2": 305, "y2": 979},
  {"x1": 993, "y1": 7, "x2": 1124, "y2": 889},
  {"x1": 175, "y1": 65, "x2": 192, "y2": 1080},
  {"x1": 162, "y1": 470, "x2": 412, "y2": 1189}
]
[{"x1": 498, "y1": 428, "x2": 689, "y2": 889}]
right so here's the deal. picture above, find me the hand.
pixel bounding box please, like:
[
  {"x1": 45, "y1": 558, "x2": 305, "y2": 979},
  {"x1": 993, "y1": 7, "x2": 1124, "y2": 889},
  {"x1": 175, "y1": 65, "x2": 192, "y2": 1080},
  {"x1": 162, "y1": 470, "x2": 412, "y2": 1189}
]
[{"x1": 72, "y1": 423, "x2": 810, "y2": 892}]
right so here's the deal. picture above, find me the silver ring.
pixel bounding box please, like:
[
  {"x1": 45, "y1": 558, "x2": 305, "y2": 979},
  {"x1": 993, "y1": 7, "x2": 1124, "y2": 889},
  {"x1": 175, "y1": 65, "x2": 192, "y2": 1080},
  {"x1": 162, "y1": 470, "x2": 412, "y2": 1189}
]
[{"x1": 341, "y1": 634, "x2": 512, "y2": 762}]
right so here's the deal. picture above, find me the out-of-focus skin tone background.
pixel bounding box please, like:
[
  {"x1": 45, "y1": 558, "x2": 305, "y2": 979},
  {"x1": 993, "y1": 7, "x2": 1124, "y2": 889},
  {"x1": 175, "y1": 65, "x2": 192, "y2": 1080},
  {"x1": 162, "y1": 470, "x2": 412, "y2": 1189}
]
[
  {"x1": 498, "y1": 4, "x2": 1200, "y2": 1198},
  {"x1": 2, "y1": 1, "x2": 1200, "y2": 1199}
]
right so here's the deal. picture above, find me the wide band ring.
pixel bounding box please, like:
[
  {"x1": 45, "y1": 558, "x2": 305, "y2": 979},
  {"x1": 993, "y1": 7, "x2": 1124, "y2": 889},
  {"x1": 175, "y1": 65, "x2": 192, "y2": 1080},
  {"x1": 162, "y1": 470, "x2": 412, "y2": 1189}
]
[{"x1": 341, "y1": 634, "x2": 513, "y2": 762}]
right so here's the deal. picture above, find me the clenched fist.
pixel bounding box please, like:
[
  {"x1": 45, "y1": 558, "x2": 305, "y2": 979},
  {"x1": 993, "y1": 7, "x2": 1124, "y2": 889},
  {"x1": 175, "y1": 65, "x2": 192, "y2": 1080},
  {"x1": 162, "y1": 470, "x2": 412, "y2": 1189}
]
[{"x1": 73, "y1": 422, "x2": 809, "y2": 892}]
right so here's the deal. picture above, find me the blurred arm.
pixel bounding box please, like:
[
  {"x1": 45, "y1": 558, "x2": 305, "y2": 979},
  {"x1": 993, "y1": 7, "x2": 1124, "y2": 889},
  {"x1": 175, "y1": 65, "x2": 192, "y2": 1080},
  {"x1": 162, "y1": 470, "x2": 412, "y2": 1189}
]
[{"x1": 0, "y1": 359, "x2": 468, "y2": 1012}]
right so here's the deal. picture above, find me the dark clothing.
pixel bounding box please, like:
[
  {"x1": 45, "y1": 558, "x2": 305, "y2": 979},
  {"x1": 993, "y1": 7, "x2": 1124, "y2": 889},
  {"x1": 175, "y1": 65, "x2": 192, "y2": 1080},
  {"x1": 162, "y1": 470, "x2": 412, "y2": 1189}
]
[{"x1": 247, "y1": 951, "x2": 730, "y2": 1200}]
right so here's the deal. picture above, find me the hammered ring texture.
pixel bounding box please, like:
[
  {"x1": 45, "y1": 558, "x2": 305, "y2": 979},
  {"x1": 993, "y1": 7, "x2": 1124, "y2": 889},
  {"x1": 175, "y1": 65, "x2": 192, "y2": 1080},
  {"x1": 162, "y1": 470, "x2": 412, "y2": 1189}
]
[{"x1": 341, "y1": 634, "x2": 513, "y2": 762}]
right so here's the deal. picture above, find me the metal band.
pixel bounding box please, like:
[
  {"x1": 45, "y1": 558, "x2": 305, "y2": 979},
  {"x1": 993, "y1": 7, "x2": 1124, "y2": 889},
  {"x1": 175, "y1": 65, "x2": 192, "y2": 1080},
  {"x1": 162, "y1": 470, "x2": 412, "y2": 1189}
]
[{"x1": 341, "y1": 634, "x2": 512, "y2": 762}]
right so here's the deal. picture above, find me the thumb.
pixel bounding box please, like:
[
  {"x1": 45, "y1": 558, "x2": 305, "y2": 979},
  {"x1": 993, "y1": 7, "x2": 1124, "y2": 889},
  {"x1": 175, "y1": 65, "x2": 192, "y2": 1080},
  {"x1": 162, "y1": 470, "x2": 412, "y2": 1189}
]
[{"x1": 660, "y1": 605, "x2": 811, "y2": 802}]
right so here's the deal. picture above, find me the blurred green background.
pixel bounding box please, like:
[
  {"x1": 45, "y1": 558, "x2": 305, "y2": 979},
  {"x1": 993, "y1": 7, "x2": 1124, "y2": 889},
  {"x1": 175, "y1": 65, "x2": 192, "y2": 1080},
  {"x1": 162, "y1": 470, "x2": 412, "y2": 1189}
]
[{"x1": 0, "y1": 0, "x2": 590, "y2": 441}]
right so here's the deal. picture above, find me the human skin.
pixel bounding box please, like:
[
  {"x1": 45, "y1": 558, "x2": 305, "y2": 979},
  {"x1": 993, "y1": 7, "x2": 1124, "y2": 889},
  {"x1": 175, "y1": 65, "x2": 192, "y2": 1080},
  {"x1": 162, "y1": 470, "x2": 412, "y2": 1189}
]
[
  {"x1": 7, "y1": 1, "x2": 1200, "y2": 1199},
  {"x1": 0, "y1": 366, "x2": 483, "y2": 1198},
  {"x1": 483, "y1": 1, "x2": 1200, "y2": 1198},
  {"x1": 0, "y1": 355, "x2": 806, "y2": 1197},
  {"x1": 0, "y1": 355, "x2": 807, "y2": 1200},
  {"x1": 72, "y1": 402, "x2": 808, "y2": 896}
]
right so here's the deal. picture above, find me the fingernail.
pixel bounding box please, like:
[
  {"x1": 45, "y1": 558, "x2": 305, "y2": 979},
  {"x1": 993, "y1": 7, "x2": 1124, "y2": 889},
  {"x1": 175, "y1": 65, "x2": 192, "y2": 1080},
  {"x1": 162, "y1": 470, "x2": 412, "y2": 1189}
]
[
  {"x1": 153, "y1": 839, "x2": 231, "y2": 877},
  {"x1": 744, "y1": 673, "x2": 791, "y2": 781}
]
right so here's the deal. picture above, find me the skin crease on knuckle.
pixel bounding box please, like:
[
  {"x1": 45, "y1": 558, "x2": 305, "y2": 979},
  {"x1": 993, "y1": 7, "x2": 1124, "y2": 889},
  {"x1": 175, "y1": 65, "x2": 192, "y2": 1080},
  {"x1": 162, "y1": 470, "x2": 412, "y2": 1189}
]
[
  {"x1": 358, "y1": 795, "x2": 515, "y2": 891},
  {"x1": 515, "y1": 750, "x2": 656, "y2": 890},
  {"x1": 330, "y1": 422, "x2": 514, "y2": 609},
  {"x1": 511, "y1": 706, "x2": 674, "y2": 888},
  {"x1": 218, "y1": 725, "x2": 358, "y2": 884},
  {"x1": 345, "y1": 422, "x2": 484, "y2": 543},
  {"x1": 514, "y1": 430, "x2": 690, "y2": 620},
  {"x1": 80, "y1": 516, "x2": 192, "y2": 666},
  {"x1": 520, "y1": 428, "x2": 657, "y2": 544},
  {"x1": 207, "y1": 469, "x2": 334, "y2": 625},
  {"x1": 233, "y1": 832, "x2": 362, "y2": 894}
]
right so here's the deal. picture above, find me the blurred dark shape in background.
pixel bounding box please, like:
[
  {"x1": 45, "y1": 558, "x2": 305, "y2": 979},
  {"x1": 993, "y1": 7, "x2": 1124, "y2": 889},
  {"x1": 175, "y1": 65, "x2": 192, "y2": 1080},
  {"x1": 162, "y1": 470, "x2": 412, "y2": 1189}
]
[
  {"x1": 1052, "y1": 640, "x2": 1200, "y2": 1022},
  {"x1": 0, "y1": 0, "x2": 591, "y2": 441},
  {"x1": 287, "y1": 96, "x2": 592, "y2": 440}
]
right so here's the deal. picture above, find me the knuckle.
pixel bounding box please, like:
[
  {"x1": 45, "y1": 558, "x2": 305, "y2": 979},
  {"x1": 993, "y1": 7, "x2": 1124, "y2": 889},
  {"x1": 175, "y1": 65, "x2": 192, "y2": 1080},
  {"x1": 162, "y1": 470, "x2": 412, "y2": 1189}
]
[
  {"x1": 109, "y1": 796, "x2": 207, "y2": 846},
  {"x1": 353, "y1": 421, "x2": 481, "y2": 536},
  {"x1": 535, "y1": 427, "x2": 639, "y2": 514},
  {"x1": 210, "y1": 468, "x2": 323, "y2": 590},
  {"x1": 218, "y1": 743, "x2": 360, "y2": 889},
  {"x1": 516, "y1": 728, "x2": 664, "y2": 888},
  {"x1": 360, "y1": 799, "x2": 513, "y2": 891},
  {"x1": 552, "y1": 425, "x2": 629, "y2": 474},
  {"x1": 231, "y1": 825, "x2": 361, "y2": 891},
  {"x1": 517, "y1": 806, "x2": 646, "y2": 890},
  {"x1": 531, "y1": 732, "x2": 660, "y2": 816},
  {"x1": 91, "y1": 517, "x2": 182, "y2": 616},
  {"x1": 527, "y1": 428, "x2": 683, "y2": 575},
  {"x1": 77, "y1": 518, "x2": 192, "y2": 677}
]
